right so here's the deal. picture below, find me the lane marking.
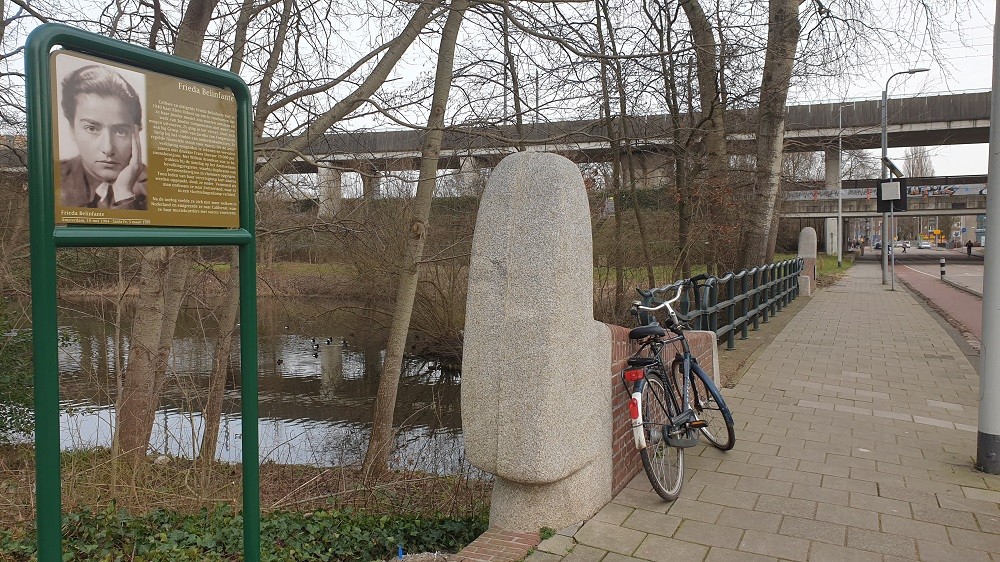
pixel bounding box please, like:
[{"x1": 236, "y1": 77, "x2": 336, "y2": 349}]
[{"x1": 901, "y1": 265, "x2": 936, "y2": 278}]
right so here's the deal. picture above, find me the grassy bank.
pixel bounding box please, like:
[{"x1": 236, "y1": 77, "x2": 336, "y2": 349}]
[{"x1": 0, "y1": 446, "x2": 490, "y2": 561}]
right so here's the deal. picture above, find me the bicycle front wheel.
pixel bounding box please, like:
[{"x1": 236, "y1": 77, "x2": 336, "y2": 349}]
[
  {"x1": 689, "y1": 367, "x2": 736, "y2": 451},
  {"x1": 639, "y1": 373, "x2": 684, "y2": 501}
]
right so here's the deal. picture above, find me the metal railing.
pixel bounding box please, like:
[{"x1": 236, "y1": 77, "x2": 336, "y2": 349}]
[{"x1": 636, "y1": 258, "x2": 804, "y2": 350}]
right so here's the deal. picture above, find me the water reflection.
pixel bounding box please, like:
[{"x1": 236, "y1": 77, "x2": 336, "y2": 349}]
[{"x1": 56, "y1": 298, "x2": 468, "y2": 474}]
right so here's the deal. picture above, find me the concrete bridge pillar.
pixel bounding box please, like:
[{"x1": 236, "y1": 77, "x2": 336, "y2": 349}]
[
  {"x1": 824, "y1": 148, "x2": 842, "y2": 257},
  {"x1": 358, "y1": 161, "x2": 381, "y2": 199},
  {"x1": 317, "y1": 165, "x2": 343, "y2": 220},
  {"x1": 457, "y1": 155, "x2": 485, "y2": 196},
  {"x1": 637, "y1": 152, "x2": 672, "y2": 190},
  {"x1": 462, "y1": 152, "x2": 612, "y2": 531}
]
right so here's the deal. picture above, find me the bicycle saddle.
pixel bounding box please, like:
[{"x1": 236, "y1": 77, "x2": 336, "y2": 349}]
[{"x1": 629, "y1": 323, "x2": 666, "y2": 340}]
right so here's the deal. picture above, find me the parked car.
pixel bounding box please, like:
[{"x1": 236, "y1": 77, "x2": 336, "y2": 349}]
[{"x1": 918, "y1": 241, "x2": 932, "y2": 249}]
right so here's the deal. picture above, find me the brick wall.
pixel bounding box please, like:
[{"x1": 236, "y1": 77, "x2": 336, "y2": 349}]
[{"x1": 607, "y1": 324, "x2": 718, "y2": 495}]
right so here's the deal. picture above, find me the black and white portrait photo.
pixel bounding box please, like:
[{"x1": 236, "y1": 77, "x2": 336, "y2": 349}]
[{"x1": 55, "y1": 53, "x2": 148, "y2": 210}]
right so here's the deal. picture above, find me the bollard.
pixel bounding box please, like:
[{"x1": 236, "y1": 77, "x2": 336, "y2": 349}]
[{"x1": 940, "y1": 258, "x2": 946, "y2": 279}]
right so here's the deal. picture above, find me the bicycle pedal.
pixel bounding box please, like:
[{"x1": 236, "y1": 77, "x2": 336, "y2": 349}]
[{"x1": 689, "y1": 420, "x2": 708, "y2": 428}]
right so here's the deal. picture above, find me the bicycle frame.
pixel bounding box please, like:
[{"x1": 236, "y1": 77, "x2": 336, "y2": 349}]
[{"x1": 626, "y1": 330, "x2": 695, "y2": 450}]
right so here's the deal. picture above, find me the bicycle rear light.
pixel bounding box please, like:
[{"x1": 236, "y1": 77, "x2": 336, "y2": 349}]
[{"x1": 624, "y1": 368, "x2": 644, "y2": 382}]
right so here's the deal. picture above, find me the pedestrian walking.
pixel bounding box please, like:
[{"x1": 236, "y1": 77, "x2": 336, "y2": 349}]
[{"x1": 966, "y1": 240, "x2": 974, "y2": 257}]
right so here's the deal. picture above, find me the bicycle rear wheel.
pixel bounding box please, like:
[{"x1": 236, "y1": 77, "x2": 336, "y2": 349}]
[
  {"x1": 638, "y1": 373, "x2": 684, "y2": 501},
  {"x1": 688, "y1": 366, "x2": 736, "y2": 451}
]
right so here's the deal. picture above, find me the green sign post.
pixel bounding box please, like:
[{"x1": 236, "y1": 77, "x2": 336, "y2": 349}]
[{"x1": 26, "y1": 24, "x2": 258, "y2": 561}]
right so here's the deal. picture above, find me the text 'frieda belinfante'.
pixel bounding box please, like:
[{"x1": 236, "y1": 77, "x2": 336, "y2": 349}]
[{"x1": 177, "y1": 82, "x2": 236, "y2": 102}]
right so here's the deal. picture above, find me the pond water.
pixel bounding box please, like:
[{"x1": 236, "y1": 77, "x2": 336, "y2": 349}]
[{"x1": 55, "y1": 297, "x2": 469, "y2": 474}]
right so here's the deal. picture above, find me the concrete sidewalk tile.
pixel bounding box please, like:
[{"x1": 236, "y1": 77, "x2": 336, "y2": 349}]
[
  {"x1": 632, "y1": 534, "x2": 709, "y2": 561},
  {"x1": 611, "y1": 487, "x2": 671, "y2": 514},
  {"x1": 974, "y1": 512, "x2": 1000, "y2": 533},
  {"x1": 911, "y1": 503, "x2": 981, "y2": 530},
  {"x1": 789, "y1": 483, "x2": 850, "y2": 506},
  {"x1": 705, "y1": 547, "x2": 778, "y2": 561},
  {"x1": 883, "y1": 511, "x2": 951, "y2": 544},
  {"x1": 745, "y1": 452, "x2": 798, "y2": 470},
  {"x1": 676, "y1": 482, "x2": 706, "y2": 500},
  {"x1": 594, "y1": 503, "x2": 635, "y2": 526},
  {"x1": 673, "y1": 519, "x2": 744, "y2": 549},
  {"x1": 687, "y1": 469, "x2": 740, "y2": 490},
  {"x1": 848, "y1": 466, "x2": 907, "y2": 487},
  {"x1": 876, "y1": 483, "x2": 939, "y2": 506},
  {"x1": 936, "y1": 493, "x2": 1000, "y2": 516},
  {"x1": 766, "y1": 466, "x2": 823, "y2": 486},
  {"x1": 902, "y1": 477, "x2": 964, "y2": 497},
  {"x1": 737, "y1": 529, "x2": 810, "y2": 561},
  {"x1": 716, "y1": 460, "x2": 771, "y2": 479},
  {"x1": 620, "y1": 509, "x2": 682, "y2": 538},
  {"x1": 536, "y1": 534, "x2": 576, "y2": 556},
  {"x1": 562, "y1": 544, "x2": 609, "y2": 562},
  {"x1": 697, "y1": 485, "x2": 759, "y2": 510},
  {"x1": 915, "y1": 539, "x2": 993, "y2": 562},
  {"x1": 599, "y1": 553, "x2": 647, "y2": 562},
  {"x1": 716, "y1": 507, "x2": 782, "y2": 533},
  {"x1": 825, "y1": 453, "x2": 877, "y2": 471},
  {"x1": 849, "y1": 492, "x2": 913, "y2": 517},
  {"x1": 876, "y1": 461, "x2": 931, "y2": 479},
  {"x1": 961, "y1": 486, "x2": 1000, "y2": 504},
  {"x1": 945, "y1": 527, "x2": 1000, "y2": 552},
  {"x1": 815, "y1": 503, "x2": 880, "y2": 531},
  {"x1": 820, "y1": 474, "x2": 878, "y2": 495},
  {"x1": 754, "y1": 495, "x2": 817, "y2": 519},
  {"x1": 796, "y1": 459, "x2": 849, "y2": 478},
  {"x1": 524, "y1": 550, "x2": 564, "y2": 562},
  {"x1": 573, "y1": 519, "x2": 646, "y2": 555},
  {"x1": 806, "y1": 541, "x2": 881, "y2": 561},
  {"x1": 735, "y1": 475, "x2": 794, "y2": 497},
  {"x1": 683, "y1": 455, "x2": 723, "y2": 472},
  {"x1": 845, "y1": 527, "x2": 917, "y2": 558},
  {"x1": 912, "y1": 416, "x2": 956, "y2": 430},
  {"x1": 778, "y1": 515, "x2": 847, "y2": 545},
  {"x1": 664, "y1": 497, "x2": 723, "y2": 523}
]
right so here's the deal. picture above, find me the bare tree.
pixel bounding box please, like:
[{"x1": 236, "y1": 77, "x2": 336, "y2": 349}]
[
  {"x1": 362, "y1": 0, "x2": 471, "y2": 478},
  {"x1": 739, "y1": 0, "x2": 801, "y2": 267}
]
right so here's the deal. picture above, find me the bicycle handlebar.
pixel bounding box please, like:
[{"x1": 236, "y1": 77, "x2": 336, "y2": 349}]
[{"x1": 632, "y1": 275, "x2": 704, "y2": 324}]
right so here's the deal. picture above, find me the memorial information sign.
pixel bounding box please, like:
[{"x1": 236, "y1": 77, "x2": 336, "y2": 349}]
[{"x1": 51, "y1": 50, "x2": 239, "y2": 227}]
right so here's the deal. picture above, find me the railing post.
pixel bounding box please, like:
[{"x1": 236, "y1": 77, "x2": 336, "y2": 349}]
[
  {"x1": 768, "y1": 264, "x2": 777, "y2": 318},
  {"x1": 726, "y1": 276, "x2": 736, "y2": 350},
  {"x1": 709, "y1": 280, "x2": 719, "y2": 336},
  {"x1": 740, "y1": 271, "x2": 750, "y2": 340},
  {"x1": 751, "y1": 267, "x2": 761, "y2": 330},
  {"x1": 780, "y1": 261, "x2": 789, "y2": 309}
]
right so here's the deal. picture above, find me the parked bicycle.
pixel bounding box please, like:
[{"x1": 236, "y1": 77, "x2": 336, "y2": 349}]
[{"x1": 621, "y1": 275, "x2": 736, "y2": 501}]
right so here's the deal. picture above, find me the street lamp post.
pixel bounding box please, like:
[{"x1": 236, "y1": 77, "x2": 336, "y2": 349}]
[
  {"x1": 881, "y1": 67, "x2": 929, "y2": 285},
  {"x1": 837, "y1": 106, "x2": 843, "y2": 268}
]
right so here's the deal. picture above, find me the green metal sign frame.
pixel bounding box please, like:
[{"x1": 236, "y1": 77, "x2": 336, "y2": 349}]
[{"x1": 26, "y1": 24, "x2": 258, "y2": 561}]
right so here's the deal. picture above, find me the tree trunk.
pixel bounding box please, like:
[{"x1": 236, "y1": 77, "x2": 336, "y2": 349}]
[
  {"x1": 174, "y1": 0, "x2": 220, "y2": 60},
  {"x1": 112, "y1": 0, "x2": 217, "y2": 464},
  {"x1": 115, "y1": 248, "x2": 190, "y2": 461},
  {"x1": 198, "y1": 248, "x2": 240, "y2": 465},
  {"x1": 741, "y1": 0, "x2": 801, "y2": 266},
  {"x1": 679, "y1": 0, "x2": 728, "y2": 272},
  {"x1": 361, "y1": 0, "x2": 469, "y2": 479}
]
